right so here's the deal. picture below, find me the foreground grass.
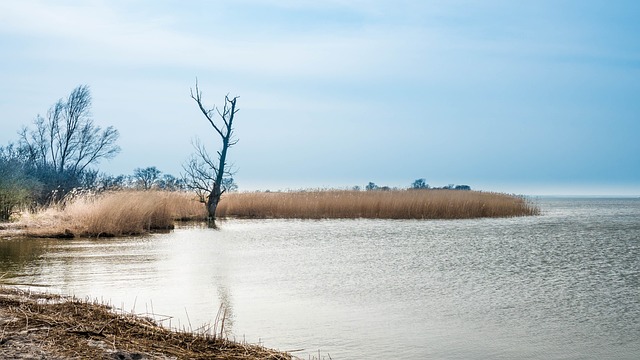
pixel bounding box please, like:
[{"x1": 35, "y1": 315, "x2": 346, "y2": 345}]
[
  {"x1": 217, "y1": 190, "x2": 539, "y2": 219},
  {"x1": 0, "y1": 286, "x2": 291, "y2": 360},
  {"x1": 5, "y1": 189, "x2": 538, "y2": 238}
]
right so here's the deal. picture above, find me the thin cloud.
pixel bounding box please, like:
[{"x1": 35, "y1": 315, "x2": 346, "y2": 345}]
[{"x1": 0, "y1": 0, "x2": 438, "y2": 81}]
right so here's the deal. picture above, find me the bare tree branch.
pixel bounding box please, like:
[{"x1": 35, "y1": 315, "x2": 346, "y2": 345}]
[{"x1": 190, "y1": 79, "x2": 225, "y2": 139}]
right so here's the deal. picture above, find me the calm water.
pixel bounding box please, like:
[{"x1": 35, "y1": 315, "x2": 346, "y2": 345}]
[{"x1": 1, "y1": 198, "x2": 639, "y2": 359}]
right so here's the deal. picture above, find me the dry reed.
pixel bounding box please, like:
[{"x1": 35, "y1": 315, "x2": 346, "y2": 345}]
[
  {"x1": 19, "y1": 191, "x2": 207, "y2": 238},
  {"x1": 9, "y1": 189, "x2": 538, "y2": 238},
  {"x1": 216, "y1": 190, "x2": 539, "y2": 219}
]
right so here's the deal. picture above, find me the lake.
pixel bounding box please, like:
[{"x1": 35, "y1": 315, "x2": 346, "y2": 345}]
[{"x1": 1, "y1": 197, "x2": 639, "y2": 359}]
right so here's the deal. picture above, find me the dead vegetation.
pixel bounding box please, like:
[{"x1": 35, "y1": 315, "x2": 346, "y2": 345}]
[
  {"x1": 0, "y1": 286, "x2": 291, "y2": 360},
  {"x1": 2, "y1": 189, "x2": 538, "y2": 238},
  {"x1": 15, "y1": 191, "x2": 207, "y2": 238},
  {"x1": 217, "y1": 189, "x2": 539, "y2": 219}
]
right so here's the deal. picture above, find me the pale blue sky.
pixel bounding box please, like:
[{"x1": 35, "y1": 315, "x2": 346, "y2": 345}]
[{"x1": 1, "y1": 0, "x2": 638, "y2": 195}]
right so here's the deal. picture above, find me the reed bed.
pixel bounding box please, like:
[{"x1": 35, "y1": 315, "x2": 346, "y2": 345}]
[
  {"x1": 19, "y1": 191, "x2": 207, "y2": 238},
  {"x1": 0, "y1": 286, "x2": 291, "y2": 359},
  {"x1": 8, "y1": 189, "x2": 537, "y2": 238},
  {"x1": 216, "y1": 190, "x2": 539, "y2": 219}
]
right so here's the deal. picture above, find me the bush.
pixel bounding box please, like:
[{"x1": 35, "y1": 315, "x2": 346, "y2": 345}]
[
  {"x1": 0, "y1": 158, "x2": 38, "y2": 221},
  {"x1": 0, "y1": 180, "x2": 31, "y2": 221}
]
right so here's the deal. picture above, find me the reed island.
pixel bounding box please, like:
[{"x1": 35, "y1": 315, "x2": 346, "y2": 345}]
[{"x1": 1, "y1": 188, "x2": 539, "y2": 238}]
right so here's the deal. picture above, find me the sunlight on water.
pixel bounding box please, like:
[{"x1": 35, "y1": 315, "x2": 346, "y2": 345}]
[{"x1": 1, "y1": 198, "x2": 639, "y2": 359}]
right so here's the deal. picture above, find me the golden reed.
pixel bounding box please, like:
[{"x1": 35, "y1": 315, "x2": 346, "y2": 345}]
[
  {"x1": 216, "y1": 190, "x2": 539, "y2": 219},
  {"x1": 16, "y1": 190, "x2": 537, "y2": 237},
  {"x1": 21, "y1": 191, "x2": 206, "y2": 237}
]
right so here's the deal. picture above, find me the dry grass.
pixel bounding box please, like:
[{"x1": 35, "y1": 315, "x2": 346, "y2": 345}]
[
  {"x1": 18, "y1": 191, "x2": 207, "y2": 238},
  {"x1": 217, "y1": 190, "x2": 539, "y2": 219},
  {"x1": 0, "y1": 286, "x2": 292, "y2": 359},
  {"x1": 7, "y1": 189, "x2": 537, "y2": 238}
]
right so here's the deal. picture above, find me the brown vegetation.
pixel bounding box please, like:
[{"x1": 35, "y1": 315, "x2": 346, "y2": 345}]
[
  {"x1": 0, "y1": 286, "x2": 291, "y2": 359},
  {"x1": 217, "y1": 189, "x2": 539, "y2": 219},
  {"x1": 17, "y1": 191, "x2": 207, "y2": 238},
  {"x1": 5, "y1": 189, "x2": 537, "y2": 238}
]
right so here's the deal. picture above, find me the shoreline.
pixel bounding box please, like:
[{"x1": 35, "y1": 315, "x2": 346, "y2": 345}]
[{"x1": 0, "y1": 286, "x2": 292, "y2": 359}]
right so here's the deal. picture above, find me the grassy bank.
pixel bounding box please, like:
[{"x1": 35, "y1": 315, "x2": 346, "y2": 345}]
[
  {"x1": 217, "y1": 189, "x2": 539, "y2": 219},
  {"x1": 0, "y1": 286, "x2": 291, "y2": 359}
]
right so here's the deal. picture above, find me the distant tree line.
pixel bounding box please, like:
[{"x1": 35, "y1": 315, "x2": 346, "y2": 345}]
[
  {"x1": 97, "y1": 167, "x2": 185, "y2": 192},
  {"x1": 101, "y1": 166, "x2": 236, "y2": 193},
  {"x1": 410, "y1": 178, "x2": 471, "y2": 191},
  {"x1": 362, "y1": 179, "x2": 471, "y2": 192},
  {"x1": 259, "y1": 180, "x2": 472, "y2": 194}
]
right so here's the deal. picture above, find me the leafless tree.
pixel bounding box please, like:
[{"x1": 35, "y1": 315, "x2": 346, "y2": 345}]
[
  {"x1": 19, "y1": 85, "x2": 120, "y2": 176},
  {"x1": 133, "y1": 166, "x2": 161, "y2": 190},
  {"x1": 15, "y1": 85, "x2": 119, "y2": 203},
  {"x1": 183, "y1": 80, "x2": 239, "y2": 223}
]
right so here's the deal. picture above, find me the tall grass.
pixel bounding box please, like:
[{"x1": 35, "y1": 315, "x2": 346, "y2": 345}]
[
  {"x1": 216, "y1": 190, "x2": 539, "y2": 219},
  {"x1": 21, "y1": 191, "x2": 207, "y2": 238},
  {"x1": 15, "y1": 189, "x2": 537, "y2": 238}
]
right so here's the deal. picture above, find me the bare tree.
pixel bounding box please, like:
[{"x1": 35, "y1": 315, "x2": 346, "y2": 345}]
[
  {"x1": 19, "y1": 85, "x2": 120, "y2": 176},
  {"x1": 17, "y1": 85, "x2": 119, "y2": 203},
  {"x1": 183, "y1": 80, "x2": 239, "y2": 223},
  {"x1": 157, "y1": 174, "x2": 185, "y2": 191},
  {"x1": 133, "y1": 166, "x2": 162, "y2": 190}
]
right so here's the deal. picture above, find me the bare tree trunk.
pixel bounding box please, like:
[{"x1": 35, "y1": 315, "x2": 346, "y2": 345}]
[{"x1": 206, "y1": 182, "x2": 222, "y2": 223}]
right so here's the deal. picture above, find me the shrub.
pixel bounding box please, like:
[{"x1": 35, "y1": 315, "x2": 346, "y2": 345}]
[{"x1": 0, "y1": 159, "x2": 38, "y2": 221}]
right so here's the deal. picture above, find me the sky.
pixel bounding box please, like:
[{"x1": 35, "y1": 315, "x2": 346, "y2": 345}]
[{"x1": 0, "y1": 0, "x2": 639, "y2": 195}]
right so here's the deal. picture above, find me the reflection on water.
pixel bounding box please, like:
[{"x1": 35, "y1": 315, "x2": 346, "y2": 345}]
[{"x1": 1, "y1": 198, "x2": 639, "y2": 359}]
